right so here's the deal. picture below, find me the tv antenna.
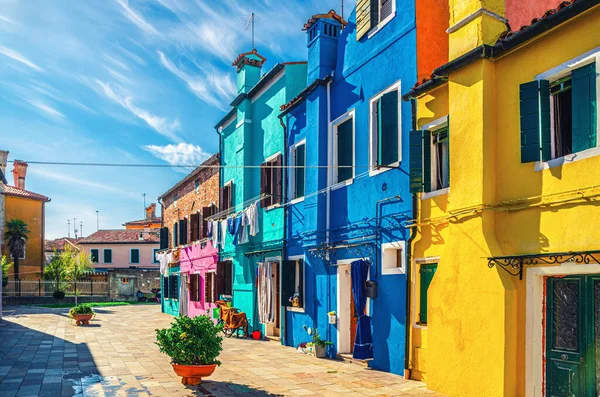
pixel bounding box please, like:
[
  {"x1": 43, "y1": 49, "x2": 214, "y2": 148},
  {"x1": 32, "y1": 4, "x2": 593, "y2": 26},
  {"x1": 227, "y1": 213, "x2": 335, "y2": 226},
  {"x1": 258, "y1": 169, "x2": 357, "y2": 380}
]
[{"x1": 245, "y1": 12, "x2": 256, "y2": 50}]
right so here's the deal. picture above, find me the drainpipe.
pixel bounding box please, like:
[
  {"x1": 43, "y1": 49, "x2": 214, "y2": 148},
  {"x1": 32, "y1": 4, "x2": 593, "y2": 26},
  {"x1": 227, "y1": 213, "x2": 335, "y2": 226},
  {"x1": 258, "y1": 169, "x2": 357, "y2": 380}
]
[
  {"x1": 280, "y1": 115, "x2": 289, "y2": 347},
  {"x1": 326, "y1": 77, "x2": 332, "y2": 349},
  {"x1": 404, "y1": 97, "x2": 419, "y2": 378}
]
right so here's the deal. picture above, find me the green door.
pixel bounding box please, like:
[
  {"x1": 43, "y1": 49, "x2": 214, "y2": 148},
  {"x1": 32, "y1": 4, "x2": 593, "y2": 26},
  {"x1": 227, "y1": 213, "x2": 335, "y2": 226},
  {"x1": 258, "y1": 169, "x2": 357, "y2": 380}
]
[{"x1": 546, "y1": 275, "x2": 600, "y2": 396}]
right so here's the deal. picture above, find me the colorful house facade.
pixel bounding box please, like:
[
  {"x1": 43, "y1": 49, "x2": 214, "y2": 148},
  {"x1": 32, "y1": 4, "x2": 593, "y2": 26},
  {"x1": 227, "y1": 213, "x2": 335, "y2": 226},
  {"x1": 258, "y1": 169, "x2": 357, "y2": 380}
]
[
  {"x1": 214, "y1": 51, "x2": 307, "y2": 335},
  {"x1": 278, "y1": 2, "x2": 447, "y2": 375},
  {"x1": 157, "y1": 154, "x2": 221, "y2": 318},
  {"x1": 403, "y1": 0, "x2": 600, "y2": 395}
]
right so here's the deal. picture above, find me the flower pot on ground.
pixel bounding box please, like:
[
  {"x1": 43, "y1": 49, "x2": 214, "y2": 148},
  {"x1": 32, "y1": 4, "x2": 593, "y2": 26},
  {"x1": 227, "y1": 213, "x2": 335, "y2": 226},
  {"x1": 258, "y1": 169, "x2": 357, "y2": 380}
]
[
  {"x1": 156, "y1": 314, "x2": 223, "y2": 385},
  {"x1": 307, "y1": 330, "x2": 332, "y2": 359},
  {"x1": 69, "y1": 304, "x2": 95, "y2": 326}
]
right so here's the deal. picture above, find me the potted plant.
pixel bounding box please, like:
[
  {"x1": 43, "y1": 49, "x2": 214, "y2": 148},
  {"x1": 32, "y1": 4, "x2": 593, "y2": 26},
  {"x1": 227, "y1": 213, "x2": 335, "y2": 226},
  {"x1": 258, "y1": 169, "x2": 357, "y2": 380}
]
[
  {"x1": 328, "y1": 311, "x2": 337, "y2": 324},
  {"x1": 307, "y1": 329, "x2": 332, "y2": 358},
  {"x1": 69, "y1": 303, "x2": 95, "y2": 326},
  {"x1": 156, "y1": 315, "x2": 223, "y2": 385}
]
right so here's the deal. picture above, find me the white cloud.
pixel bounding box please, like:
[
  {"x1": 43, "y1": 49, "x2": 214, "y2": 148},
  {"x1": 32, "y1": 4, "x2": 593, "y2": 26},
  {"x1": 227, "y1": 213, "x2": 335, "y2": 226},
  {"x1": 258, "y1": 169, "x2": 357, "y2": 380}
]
[
  {"x1": 24, "y1": 99, "x2": 65, "y2": 120},
  {"x1": 0, "y1": 45, "x2": 43, "y2": 72},
  {"x1": 142, "y1": 143, "x2": 212, "y2": 170},
  {"x1": 0, "y1": 14, "x2": 18, "y2": 25},
  {"x1": 95, "y1": 79, "x2": 181, "y2": 141},
  {"x1": 157, "y1": 51, "x2": 235, "y2": 110},
  {"x1": 115, "y1": 0, "x2": 160, "y2": 36}
]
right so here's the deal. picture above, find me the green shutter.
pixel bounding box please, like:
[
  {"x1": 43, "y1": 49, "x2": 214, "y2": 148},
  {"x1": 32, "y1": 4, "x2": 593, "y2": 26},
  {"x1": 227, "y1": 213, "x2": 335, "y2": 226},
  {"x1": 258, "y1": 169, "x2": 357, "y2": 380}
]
[
  {"x1": 131, "y1": 249, "x2": 139, "y2": 264},
  {"x1": 410, "y1": 130, "x2": 424, "y2": 193},
  {"x1": 572, "y1": 62, "x2": 597, "y2": 153},
  {"x1": 295, "y1": 144, "x2": 305, "y2": 198},
  {"x1": 103, "y1": 249, "x2": 112, "y2": 264},
  {"x1": 337, "y1": 119, "x2": 353, "y2": 182},
  {"x1": 419, "y1": 264, "x2": 437, "y2": 324},
  {"x1": 173, "y1": 223, "x2": 178, "y2": 247},
  {"x1": 281, "y1": 261, "x2": 297, "y2": 307},
  {"x1": 520, "y1": 80, "x2": 551, "y2": 162},
  {"x1": 423, "y1": 130, "x2": 431, "y2": 192},
  {"x1": 378, "y1": 91, "x2": 399, "y2": 166}
]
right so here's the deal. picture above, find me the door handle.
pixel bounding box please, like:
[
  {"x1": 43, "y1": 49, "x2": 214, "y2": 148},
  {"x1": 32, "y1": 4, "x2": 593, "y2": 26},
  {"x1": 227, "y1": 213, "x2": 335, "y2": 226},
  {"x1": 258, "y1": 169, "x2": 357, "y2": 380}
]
[
  {"x1": 580, "y1": 357, "x2": 585, "y2": 363},
  {"x1": 561, "y1": 354, "x2": 568, "y2": 360}
]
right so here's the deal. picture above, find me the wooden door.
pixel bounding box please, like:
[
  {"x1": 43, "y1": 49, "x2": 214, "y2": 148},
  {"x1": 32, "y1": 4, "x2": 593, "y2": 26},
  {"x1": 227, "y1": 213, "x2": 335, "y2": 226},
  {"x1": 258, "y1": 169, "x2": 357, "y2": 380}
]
[
  {"x1": 272, "y1": 262, "x2": 280, "y2": 337},
  {"x1": 546, "y1": 275, "x2": 598, "y2": 396}
]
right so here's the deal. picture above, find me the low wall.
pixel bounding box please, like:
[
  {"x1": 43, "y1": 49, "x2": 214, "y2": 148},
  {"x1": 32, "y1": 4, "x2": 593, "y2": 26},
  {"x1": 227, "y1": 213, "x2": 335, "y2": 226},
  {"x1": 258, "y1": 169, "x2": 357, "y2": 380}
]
[{"x1": 1, "y1": 295, "x2": 137, "y2": 306}]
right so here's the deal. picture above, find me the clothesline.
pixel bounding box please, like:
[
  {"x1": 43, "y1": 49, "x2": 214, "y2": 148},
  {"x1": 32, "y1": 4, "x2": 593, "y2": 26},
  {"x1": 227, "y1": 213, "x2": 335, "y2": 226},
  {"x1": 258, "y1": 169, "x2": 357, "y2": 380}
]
[{"x1": 206, "y1": 193, "x2": 267, "y2": 221}]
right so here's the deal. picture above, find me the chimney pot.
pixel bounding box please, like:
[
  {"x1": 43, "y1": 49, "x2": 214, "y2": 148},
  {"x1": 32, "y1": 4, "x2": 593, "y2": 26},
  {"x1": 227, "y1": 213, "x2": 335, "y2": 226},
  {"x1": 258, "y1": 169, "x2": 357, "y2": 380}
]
[{"x1": 12, "y1": 160, "x2": 28, "y2": 190}]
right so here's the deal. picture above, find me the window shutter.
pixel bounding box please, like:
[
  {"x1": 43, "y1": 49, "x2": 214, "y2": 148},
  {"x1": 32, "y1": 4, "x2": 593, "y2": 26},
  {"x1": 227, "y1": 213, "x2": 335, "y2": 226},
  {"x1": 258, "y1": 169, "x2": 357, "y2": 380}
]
[
  {"x1": 356, "y1": 0, "x2": 378, "y2": 40},
  {"x1": 281, "y1": 260, "x2": 297, "y2": 307},
  {"x1": 379, "y1": 91, "x2": 399, "y2": 166},
  {"x1": 337, "y1": 119, "x2": 354, "y2": 182},
  {"x1": 419, "y1": 264, "x2": 437, "y2": 324},
  {"x1": 295, "y1": 145, "x2": 305, "y2": 198},
  {"x1": 274, "y1": 154, "x2": 283, "y2": 205},
  {"x1": 189, "y1": 274, "x2": 197, "y2": 302},
  {"x1": 572, "y1": 62, "x2": 597, "y2": 153},
  {"x1": 260, "y1": 162, "x2": 272, "y2": 208},
  {"x1": 173, "y1": 222, "x2": 178, "y2": 247},
  {"x1": 216, "y1": 261, "x2": 225, "y2": 299},
  {"x1": 163, "y1": 275, "x2": 169, "y2": 298},
  {"x1": 520, "y1": 80, "x2": 551, "y2": 162},
  {"x1": 409, "y1": 130, "x2": 424, "y2": 193},
  {"x1": 225, "y1": 260, "x2": 233, "y2": 295},
  {"x1": 179, "y1": 219, "x2": 184, "y2": 246},
  {"x1": 297, "y1": 260, "x2": 304, "y2": 309},
  {"x1": 190, "y1": 214, "x2": 197, "y2": 242},
  {"x1": 159, "y1": 227, "x2": 167, "y2": 250}
]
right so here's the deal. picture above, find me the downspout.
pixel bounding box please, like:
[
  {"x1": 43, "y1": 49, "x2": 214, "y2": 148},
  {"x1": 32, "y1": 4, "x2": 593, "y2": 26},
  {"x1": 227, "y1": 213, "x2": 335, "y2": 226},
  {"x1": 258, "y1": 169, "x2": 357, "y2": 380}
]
[
  {"x1": 280, "y1": 115, "x2": 288, "y2": 346},
  {"x1": 404, "y1": 97, "x2": 418, "y2": 378},
  {"x1": 326, "y1": 77, "x2": 332, "y2": 349}
]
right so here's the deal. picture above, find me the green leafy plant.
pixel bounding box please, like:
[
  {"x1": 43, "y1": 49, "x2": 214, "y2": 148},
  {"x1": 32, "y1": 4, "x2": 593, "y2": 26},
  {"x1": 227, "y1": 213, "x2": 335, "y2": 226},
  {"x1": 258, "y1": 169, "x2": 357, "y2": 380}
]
[
  {"x1": 53, "y1": 290, "x2": 66, "y2": 300},
  {"x1": 1, "y1": 255, "x2": 13, "y2": 288},
  {"x1": 44, "y1": 251, "x2": 69, "y2": 299},
  {"x1": 156, "y1": 315, "x2": 223, "y2": 366},
  {"x1": 69, "y1": 303, "x2": 95, "y2": 317},
  {"x1": 308, "y1": 329, "x2": 333, "y2": 348}
]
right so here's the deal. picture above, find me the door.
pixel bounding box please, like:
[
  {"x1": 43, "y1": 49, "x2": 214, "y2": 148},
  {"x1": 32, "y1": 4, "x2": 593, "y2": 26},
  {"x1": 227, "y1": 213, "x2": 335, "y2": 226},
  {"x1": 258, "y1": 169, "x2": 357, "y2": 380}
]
[
  {"x1": 546, "y1": 275, "x2": 599, "y2": 396},
  {"x1": 272, "y1": 262, "x2": 280, "y2": 337},
  {"x1": 350, "y1": 287, "x2": 357, "y2": 353},
  {"x1": 118, "y1": 277, "x2": 134, "y2": 297}
]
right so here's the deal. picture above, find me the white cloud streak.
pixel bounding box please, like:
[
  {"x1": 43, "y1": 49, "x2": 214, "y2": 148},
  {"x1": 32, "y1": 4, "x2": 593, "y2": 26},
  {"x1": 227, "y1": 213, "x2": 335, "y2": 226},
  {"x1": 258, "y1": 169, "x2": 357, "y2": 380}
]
[
  {"x1": 142, "y1": 143, "x2": 212, "y2": 171},
  {"x1": 96, "y1": 79, "x2": 181, "y2": 142},
  {"x1": 0, "y1": 45, "x2": 43, "y2": 72},
  {"x1": 24, "y1": 98, "x2": 65, "y2": 120},
  {"x1": 116, "y1": 0, "x2": 160, "y2": 36}
]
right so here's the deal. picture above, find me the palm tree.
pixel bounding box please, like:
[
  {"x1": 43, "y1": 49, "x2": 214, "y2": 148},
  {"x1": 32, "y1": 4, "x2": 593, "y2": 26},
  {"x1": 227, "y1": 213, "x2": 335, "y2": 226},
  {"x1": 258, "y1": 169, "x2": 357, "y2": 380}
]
[{"x1": 4, "y1": 219, "x2": 30, "y2": 289}]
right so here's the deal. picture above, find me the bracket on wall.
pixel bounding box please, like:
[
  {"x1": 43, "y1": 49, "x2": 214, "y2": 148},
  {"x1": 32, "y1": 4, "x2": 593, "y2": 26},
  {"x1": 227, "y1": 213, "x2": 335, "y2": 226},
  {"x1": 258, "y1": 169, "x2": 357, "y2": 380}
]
[{"x1": 487, "y1": 250, "x2": 600, "y2": 280}]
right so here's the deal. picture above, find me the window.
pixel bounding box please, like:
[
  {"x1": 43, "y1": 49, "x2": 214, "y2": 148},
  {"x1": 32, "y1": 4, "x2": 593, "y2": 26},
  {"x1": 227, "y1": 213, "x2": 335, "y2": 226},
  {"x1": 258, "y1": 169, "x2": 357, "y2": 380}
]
[
  {"x1": 260, "y1": 154, "x2": 283, "y2": 208},
  {"x1": 90, "y1": 249, "x2": 99, "y2": 263},
  {"x1": 163, "y1": 275, "x2": 170, "y2": 298},
  {"x1": 179, "y1": 218, "x2": 188, "y2": 246},
  {"x1": 201, "y1": 204, "x2": 217, "y2": 238},
  {"x1": 153, "y1": 249, "x2": 160, "y2": 264},
  {"x1": 121, "y1": 278, "x2": 130, "y2": 284},
  {"x1": 290, "y1": 141, "x2": 306, "y2": 200},
  {"x1": 333, "y1": 114, "x2": 354, "y2": 184},
  {"x1": 381, "y1": 241, "x2": 405, "y2": 275},
  {"x1": 168, "y1": 275, "x2": 178, "y2": 299},
  {"x1": 159, "y1": 227, "x2": 169, "y2": 250},
  {"x1": 409, "y1": 117, "x2": 450, "y2": 194},
  {"x1": 174, "y1": 193, "x2": 178, "y2": 208},
  {"x1": 356, "y1": 0, "x2": 396, "y2": 40},
  {"x1": 195, "y1": 179, "x2": 200, "y2": 194},
  {"x1": 419, "y1": 263, "x2": 437, "y2": 324},
  {"x1": 216, "y1": 260, "x2": 233, "y2": 298},
  {"x1": 130, "y1": 249, "x2": 140, "y2": 264},
  {"x1": 204, "y1": 272, "x2": 215, "y2": 304},
  {"x1": 520, "y1": 59, "x2": 597, "y2": 163},
  {"x1": 378, "y1": 0, "x2": 395, "y2": 22},
  {"x1": 370, "y1": 83, "x2": 400, "y2": 172},
  {"x1": 103, "y1": 249, "x2": 112, "y2": 264},
  {"x1": 221, "y1": 180, "x2": 233, "y2": 212},
  {"x1": 173, "y1": 222, "x2": 178, "y2": 247},
  {"x1": 190, "y1": 212, "x2": 200, "y2": 242},
  {"x1": 189, "y1": 273, "x2": 201, "y2": 302},
  {"x1": 282, "y1": 259, "x2": 304, "y2": 309}
]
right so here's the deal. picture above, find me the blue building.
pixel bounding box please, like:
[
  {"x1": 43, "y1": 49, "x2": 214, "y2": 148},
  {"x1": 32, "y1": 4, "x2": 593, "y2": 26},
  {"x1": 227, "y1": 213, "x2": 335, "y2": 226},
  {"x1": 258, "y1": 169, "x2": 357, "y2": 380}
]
[{"x1": 278, "y1": 4, "x2": 447, "y2": 375}]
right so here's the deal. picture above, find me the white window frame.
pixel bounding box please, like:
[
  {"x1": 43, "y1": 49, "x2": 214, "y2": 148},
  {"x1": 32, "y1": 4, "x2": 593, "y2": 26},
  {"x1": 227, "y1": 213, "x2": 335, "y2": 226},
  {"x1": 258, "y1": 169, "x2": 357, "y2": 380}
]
[
  {"x1": 264, "y1": 152, "x2": 282, "y2": 210},
  {"x1": 330, "y1": 109, "x2": 356, "y2": 187},
  {"x1": 289, "y1": 140, "x2": 306, "y2": 204},
  {"x1": 369, "y1": 81, "x2": 402, "y2": 176},
  {"x1": 130, "y1": 248, "x2": 140, "y2": 264},
  {"x1": 534, "y1": 47, "x2": 600, "y2": 171},
  {"x1": 421, "y1": 116, "x2": 450, "y2": 200},
  {"x1": 368, "y1": 0, "x2": 397, "y2": 39},
  {"x1": 286, "y1": 254, "x2": 306, "y2": 313},
  {"x1": 381, "y1": 241, "x2": 405, "y2": 275},
  {"x1": 103, "y1": 248, "x2": 112, "y2": 264},
  {"x1": 90, "y1": 248, "x2": 99, "y2": 264},
  {"x1": 153, "y1": 249, "x2": 160, "y2": 264}
]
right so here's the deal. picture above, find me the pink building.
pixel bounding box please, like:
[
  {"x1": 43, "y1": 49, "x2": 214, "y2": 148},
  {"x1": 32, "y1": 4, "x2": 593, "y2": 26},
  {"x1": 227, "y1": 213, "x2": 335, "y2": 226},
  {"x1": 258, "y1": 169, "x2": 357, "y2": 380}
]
[{"x1": 179, "y1": 241, "x2": 220, "y2": 319}]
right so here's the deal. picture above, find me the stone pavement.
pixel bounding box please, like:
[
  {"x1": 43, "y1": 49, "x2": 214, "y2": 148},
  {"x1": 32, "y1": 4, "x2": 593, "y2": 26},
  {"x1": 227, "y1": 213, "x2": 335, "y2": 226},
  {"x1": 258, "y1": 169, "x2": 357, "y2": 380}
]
[{"x1": 0, "y1": 305, "x2": 443, "y2": 396}]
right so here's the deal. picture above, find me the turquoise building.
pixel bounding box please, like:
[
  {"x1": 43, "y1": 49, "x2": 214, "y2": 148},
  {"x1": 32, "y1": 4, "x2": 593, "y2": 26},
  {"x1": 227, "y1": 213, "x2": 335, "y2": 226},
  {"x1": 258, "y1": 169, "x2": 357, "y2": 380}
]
[{"x1": 214, "y1": 50, "x2": 307, "y2": 335}]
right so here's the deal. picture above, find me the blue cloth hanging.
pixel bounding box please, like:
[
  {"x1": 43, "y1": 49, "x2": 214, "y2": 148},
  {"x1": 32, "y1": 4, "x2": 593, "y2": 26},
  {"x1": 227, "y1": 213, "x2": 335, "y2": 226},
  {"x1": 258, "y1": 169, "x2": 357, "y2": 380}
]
[{"x1": 351, "y1": 259, "x2": 373, "y2": 360}]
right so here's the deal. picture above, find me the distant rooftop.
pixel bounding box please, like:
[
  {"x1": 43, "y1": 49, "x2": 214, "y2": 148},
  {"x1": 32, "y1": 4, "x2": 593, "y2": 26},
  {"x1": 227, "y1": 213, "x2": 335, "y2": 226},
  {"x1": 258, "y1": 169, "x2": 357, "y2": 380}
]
[{"x1": 78, "y1": 229, "x2": 159, "y2": 244}]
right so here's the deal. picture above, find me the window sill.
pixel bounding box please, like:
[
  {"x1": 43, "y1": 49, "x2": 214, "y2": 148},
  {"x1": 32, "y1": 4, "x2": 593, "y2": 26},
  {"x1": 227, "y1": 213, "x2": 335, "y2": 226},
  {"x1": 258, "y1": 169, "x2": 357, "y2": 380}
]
[
  {"x1": 264, "y1": 203, "x2": 282, "y2": 212},
  {"x1": 534, "y1": 146, "x2": 600, "y2": 171},
  {"x1": 286, "y1": 307, "x2": 305, "y2": 313},
  {"x1": 413, "y1": 322, "x2": 427, "y2": 329},
  {"x1": 421, "y1": 187, "x2": 449, "y2": 200},
  {"x1": 330, "y1": 178, "x2": 354, "y2": 191},
  {"x1": 382, "y1": 267, "x2": 405, "y2": 275},
  {"x1": 368, "y1": 161, "x2": 399, "y2": 177},
  {"x1": 288, "y1": 197, "x2": 305, "y2": 205},
  {"x1": 367, "y1": 12, "x2": 396, "y2": 39}
]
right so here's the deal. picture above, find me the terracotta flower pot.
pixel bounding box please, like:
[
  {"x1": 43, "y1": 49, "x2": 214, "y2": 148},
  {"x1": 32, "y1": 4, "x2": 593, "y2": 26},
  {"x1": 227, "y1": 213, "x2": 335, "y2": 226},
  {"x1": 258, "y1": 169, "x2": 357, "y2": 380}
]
[
  {"x1": 72, "y1": 314, "x2": 93, "y2": 326},
  {"x1": 172, "y1": 363, "x2": 217, "y2": 385}
]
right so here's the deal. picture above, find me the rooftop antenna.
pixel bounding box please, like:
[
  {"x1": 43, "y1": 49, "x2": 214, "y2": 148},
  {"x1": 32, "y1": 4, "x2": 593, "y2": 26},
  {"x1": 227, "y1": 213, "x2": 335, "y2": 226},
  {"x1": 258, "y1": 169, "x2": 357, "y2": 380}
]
[
  {"x1": 96, "y1": 210, "x2": 99, "y2": 231},
  {"x1": 245, "y1": 12, "x2": 255, "y2": 50},
  {"x1": 80, "y1": 221, "x2": 83, "y2": 239},
  {"x1": 341, "y1": 0, "x2": 344, "y2": 21},
  {"x1": 142, "y1": 193, "x2": 147, "y2": 217},
  {"x1": 67, "y1": 220, "x2": 71, "y2": 238},
  {"x1": 73, "y1": 217, "x2": 78, "y2": 239}
]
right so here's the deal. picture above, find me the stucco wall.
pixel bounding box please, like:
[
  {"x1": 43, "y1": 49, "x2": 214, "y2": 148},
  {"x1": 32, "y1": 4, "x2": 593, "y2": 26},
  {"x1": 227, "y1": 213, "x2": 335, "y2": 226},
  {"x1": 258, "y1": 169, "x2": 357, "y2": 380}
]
[
  {"x1": 79, "y1": 243, "x2": 159, "y2": 269},
  {"x1": 162, "y1": 265, "x2": 180, "y2": 316}
]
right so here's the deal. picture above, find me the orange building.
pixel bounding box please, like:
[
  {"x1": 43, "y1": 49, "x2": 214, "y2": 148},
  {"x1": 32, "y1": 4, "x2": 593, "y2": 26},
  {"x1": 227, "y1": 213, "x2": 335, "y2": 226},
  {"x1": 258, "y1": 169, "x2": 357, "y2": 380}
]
[
  {"x1": 0, "y1": 156, "x2": 50, "y2": 280},
  {"x1": 124, "y1": 203, "x2": 161, "y2": 230}
]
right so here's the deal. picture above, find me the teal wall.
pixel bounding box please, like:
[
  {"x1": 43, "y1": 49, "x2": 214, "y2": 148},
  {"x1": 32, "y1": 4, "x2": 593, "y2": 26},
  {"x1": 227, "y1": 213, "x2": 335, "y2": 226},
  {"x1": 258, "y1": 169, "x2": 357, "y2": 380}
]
[{"x1": 161, "y1": 266, "x2": 179, "y2": 316}]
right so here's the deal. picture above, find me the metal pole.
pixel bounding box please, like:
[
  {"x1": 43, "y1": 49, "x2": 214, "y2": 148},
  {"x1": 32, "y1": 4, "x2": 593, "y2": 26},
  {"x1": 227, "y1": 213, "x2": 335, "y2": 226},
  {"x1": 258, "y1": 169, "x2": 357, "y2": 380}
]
[
  {"x1": 142, "y1": 193, "x2": 147, "y2": 217},
  {"x1": 80, "y1": 221, "x2": 83, "y2": 238},
  {"x1": 39, "y1": 279, "x2": 41, "y2": 296},
  {"x1": 96, "y1": 211, "x2": 99, "y2": 231},
  {"x1": 91, "y1": 279, "x2": 93, "y2": 297}
]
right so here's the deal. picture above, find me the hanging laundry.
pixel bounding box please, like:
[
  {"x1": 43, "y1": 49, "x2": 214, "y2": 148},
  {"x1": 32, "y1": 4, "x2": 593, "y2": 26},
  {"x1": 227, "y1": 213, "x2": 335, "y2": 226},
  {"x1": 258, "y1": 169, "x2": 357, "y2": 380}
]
[
  {"x1": 227, "y1": 215, "x2": 236, "y2": 236},
  {"x1": 156, "y1": 251, "x2": 169, "y2": 276},
  {"x1": 257, "y1": 262, "x2": 274, "y2": 324},
  {"x1": 211, "y1": 220, "x2": 219, "y2": 248},
  {"x1": 248, "y1": 202, "x2": 260, "y2": 236},
  {"x1": 207, "y1": 221, "x2": 212, "y2": 239},
  {"x1": 238, "y1": 210, "x2": 249, "y2": 244},
  {"x1": 220, "y1": 219, "x2": 228, "y2": 246},
  {"x1": 179, "y1": 273, "x2": 189, "y2": 317},
  {"x1": 232, "y1": 215, "x2": 243, "y2": 245}
]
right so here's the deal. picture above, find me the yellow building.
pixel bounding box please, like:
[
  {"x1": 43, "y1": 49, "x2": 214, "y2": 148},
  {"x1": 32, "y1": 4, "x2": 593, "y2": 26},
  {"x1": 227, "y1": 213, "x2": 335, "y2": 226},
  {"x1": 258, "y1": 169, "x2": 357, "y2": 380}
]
[
  {"x1": 403, "y1": 0, "x2": 600, "y2": 396},
  {"x1": 1, "y1": 159, "x2": 50, "y2": 280},
  {"x1": 123, "y1": 203, "x2": 161, "y2": 230}
]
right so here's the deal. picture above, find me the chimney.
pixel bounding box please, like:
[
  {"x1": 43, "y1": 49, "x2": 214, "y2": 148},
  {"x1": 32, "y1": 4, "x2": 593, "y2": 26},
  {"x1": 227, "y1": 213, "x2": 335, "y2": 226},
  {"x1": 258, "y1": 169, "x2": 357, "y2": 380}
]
[
  {"x1": 232, "y1": 49, "x2": 266, "y2": 94},
  {"x1": 0, "y1": 150, "x2": 8, "y2": 185},
  {"x1": 146, "y1": 203, "x2": 156, "y2": 220},
  {"x1": 12, "y1": 160, "x2": 28, "y2": 190},
  {"x1": 305, "y1": 10, "x2": 345, "y2": 82}
]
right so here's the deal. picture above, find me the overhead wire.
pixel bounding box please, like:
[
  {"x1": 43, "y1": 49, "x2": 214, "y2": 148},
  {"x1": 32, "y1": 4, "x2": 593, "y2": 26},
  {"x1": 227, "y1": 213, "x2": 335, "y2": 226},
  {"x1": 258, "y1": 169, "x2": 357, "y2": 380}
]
[{"x1": 6, "y1": 160, "x2": 372, "y2": 169}]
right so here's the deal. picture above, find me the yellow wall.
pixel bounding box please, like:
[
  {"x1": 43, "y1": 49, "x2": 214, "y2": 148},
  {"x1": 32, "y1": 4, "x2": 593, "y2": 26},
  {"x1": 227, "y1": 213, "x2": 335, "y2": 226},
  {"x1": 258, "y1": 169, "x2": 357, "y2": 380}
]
[
  {"x1": 3, "y1": 196, "x2": 45, "y2": 279},
  {"x1": 411, "y1": 6, "x2": 600, "y2": 397}
]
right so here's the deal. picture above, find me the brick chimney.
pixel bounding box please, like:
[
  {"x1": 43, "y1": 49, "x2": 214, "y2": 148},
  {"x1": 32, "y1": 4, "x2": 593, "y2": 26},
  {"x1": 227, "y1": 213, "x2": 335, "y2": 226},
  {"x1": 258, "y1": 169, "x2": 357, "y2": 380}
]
[
  {"x1": 12, "y1": 160, "x2": 28, "y2": 190},
  {"x1": 146, "y1": 203, "x2": 156, "y2": 220}
]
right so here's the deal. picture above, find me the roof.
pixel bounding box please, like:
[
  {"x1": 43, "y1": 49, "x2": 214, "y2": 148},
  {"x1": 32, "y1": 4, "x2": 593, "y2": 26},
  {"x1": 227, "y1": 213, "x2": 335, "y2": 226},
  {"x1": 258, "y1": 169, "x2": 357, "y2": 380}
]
[
  {"x1": 78, "y1": 229, "x2": 159, "y2": 244},
  {"x1": 232, "y1": 49, "x2": 267, "y2": 69},
  {"x1": 403, "y1": 0, "x2": 599, "y2": 100},
  {"x1": 2, "y1": 185, "x2": 50, "y2": 202},
  {"x1": 279, "y1": 76, "x2": 333, "y2": 117},
  {"x1": 123, "y1": 217, "x2": 162, "y2": 227},
  {"x1": 303, "y1": 10, "x2": 347, "y2": 30},
  {"x1": 158, "y1": 153, "x2": 220, "y2": 201},
  {"x1": 45, "y1": 238, "x2": 80, "y2": 252}
]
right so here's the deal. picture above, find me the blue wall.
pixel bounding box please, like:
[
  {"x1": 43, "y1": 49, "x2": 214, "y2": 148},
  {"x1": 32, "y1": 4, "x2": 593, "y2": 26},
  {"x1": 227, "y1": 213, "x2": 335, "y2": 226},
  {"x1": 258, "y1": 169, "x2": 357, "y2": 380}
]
[{"x1": 283, "y1": 3, "x2": 416, "y2": 376}]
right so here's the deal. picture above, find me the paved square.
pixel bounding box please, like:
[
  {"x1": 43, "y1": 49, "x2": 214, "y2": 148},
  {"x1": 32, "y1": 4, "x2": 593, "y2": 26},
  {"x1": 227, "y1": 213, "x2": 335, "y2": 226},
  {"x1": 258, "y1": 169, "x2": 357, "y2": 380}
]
[{"x1": 0, "y1": 305, "x2": 442, "y2": 396}]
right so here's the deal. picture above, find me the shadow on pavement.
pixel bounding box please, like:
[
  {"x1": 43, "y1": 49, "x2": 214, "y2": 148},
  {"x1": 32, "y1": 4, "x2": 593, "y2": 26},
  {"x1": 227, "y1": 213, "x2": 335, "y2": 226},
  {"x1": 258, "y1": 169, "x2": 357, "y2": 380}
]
[{"x1": 199, "y1": 381, "x2": 284, "y2": 396}]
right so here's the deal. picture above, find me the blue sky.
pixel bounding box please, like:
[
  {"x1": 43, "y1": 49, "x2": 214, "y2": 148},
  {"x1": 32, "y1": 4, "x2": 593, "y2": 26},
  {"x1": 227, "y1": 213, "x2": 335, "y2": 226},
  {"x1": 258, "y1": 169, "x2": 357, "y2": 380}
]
[{"x1": 0, "y1": 0, "x2": 336, "y2": 239}]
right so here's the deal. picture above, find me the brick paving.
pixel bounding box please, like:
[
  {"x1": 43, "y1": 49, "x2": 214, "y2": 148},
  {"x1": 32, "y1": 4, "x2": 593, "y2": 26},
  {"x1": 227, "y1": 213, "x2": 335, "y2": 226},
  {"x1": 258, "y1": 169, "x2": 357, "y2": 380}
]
[{"x1": 0, "y1": 305, "x2": 441, "y2": 396}]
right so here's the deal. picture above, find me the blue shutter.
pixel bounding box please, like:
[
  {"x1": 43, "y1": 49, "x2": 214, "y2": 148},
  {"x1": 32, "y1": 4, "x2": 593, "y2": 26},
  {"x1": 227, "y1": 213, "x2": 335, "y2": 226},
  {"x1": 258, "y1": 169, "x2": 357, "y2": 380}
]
[
  {"x1": 572, "y1": 62, "x2": 597, "y2": 153},
  {"x1": 520, "y1": 80, "x2": 551, "y2": 162},
  {"x1": 295, "y1": 144, "x2": 305, "y2": 198},
  {"x1": 337, "y1": 119, "x2": 354, "y2": 182},
  {"x1": 378, "y1": 91, "x2": 399, "y2": 166}
]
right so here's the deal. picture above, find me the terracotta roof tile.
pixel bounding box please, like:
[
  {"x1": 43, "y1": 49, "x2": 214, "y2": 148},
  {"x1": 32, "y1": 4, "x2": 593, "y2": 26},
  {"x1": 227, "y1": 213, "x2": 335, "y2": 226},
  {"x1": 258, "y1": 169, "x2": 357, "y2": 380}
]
[
  {"x1": 78, "y1": 229, "x2": 159, "y2": 244},
  {"x1": 303, "y1": 10, "x2": 347, "y2": 31},
  {"x1": 2, "y1": 185, "x2": 50, "y2": 202},
  {"x1": 45, "y1": 238, "x2": 80, "y2": 252},
  {"x1": 123, "y1": 217, "x2": 162, "y2": 226}
]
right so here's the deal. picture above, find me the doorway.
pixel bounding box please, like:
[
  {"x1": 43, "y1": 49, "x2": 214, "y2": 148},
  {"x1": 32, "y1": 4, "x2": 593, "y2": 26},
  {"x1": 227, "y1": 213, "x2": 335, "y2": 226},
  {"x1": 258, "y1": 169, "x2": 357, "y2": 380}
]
[
  {"x1": 265, "y1": 261, "x2": 281, "y2": 339},
  {"x1": 545, "y1": 275, "x2": 600, "y2": 396}
]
